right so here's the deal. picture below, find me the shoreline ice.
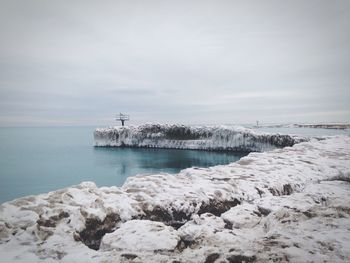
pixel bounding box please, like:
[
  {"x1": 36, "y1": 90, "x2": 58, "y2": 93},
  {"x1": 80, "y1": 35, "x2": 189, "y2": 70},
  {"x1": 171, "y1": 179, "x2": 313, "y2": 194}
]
[
  {"x1": 94, "y1": 124, "x2": 305, "y2": 152},
  {"x1": 0, "y1": 135, "x2": 349, "y2": 262}
]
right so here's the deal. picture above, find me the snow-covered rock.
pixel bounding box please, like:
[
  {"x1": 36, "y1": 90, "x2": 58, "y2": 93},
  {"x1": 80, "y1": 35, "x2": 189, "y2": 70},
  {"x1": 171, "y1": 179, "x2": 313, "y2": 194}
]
[
  {"x1": 0, "y1": 136, "x2": 349, "y2": 262},
  {"x1": 221, "y1": 203, "x2": 261, "y2": 229},
  {"x1": 177, "y1": 213, "x2": 226, "y2": 244},
  {"x1": 100, "y1": 220, "x2": 180, "y2": 251},
  {"x1": 94, "y1": 123, "x2": 305, "y2": 152}
]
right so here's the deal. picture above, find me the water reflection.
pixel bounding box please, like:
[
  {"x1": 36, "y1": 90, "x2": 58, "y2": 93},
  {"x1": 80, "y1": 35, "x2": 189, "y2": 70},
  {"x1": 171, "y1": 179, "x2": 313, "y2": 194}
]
[{"x1": 92, "y1": 147, "x2": 246, "y2": 185}]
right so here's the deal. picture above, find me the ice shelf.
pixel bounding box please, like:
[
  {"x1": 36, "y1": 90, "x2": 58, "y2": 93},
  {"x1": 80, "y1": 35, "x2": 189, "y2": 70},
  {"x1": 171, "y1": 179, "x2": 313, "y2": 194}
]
[{"x1": 94, "y1": 124, "x2": 306, "y2": 152}]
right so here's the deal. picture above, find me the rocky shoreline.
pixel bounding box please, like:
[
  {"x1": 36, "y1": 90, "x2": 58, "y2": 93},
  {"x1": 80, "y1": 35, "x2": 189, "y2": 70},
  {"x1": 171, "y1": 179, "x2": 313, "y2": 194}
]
[{"x1": 0, "y1": 136, "x2": 349, "y2": 262}]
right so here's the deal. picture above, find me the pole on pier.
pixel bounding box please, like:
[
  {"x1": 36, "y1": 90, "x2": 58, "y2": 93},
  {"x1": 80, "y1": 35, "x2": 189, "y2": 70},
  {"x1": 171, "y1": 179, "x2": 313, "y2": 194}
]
[{"x1": 116, "y1": 113, "x2": 130, "y2": 126}]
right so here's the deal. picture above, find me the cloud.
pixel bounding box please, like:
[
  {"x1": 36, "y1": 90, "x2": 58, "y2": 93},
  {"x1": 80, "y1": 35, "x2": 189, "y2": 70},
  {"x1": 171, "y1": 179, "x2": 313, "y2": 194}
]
[{"x1": 0, "y1": 0, "x2": 349, "y2": 126}]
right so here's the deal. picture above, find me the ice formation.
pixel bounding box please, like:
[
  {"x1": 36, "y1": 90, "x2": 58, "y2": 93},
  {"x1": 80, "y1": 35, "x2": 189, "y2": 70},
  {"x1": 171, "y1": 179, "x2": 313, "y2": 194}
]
[
  {"x1": 1, "y1": 136, "x2": 349, "y2": 262},
  {"x1": 94, "y1": 123, "x2": 305, "y2": 152}
]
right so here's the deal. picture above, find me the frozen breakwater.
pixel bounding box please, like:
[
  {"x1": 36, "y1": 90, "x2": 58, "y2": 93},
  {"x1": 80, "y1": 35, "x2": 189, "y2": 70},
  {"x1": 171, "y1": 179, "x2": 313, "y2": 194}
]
[
  {"x1": 94, "y1": 124, "x2": 305, "y2": 152},
  {"x1": 1, "y1": 135, "x2": 350, "y2": 262}
]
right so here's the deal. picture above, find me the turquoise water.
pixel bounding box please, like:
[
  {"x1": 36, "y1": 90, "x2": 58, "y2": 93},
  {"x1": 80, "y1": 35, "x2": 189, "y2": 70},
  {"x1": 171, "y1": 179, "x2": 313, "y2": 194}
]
[{"x1": 0, "y1": 127, "x2": 246, "y2": 203}]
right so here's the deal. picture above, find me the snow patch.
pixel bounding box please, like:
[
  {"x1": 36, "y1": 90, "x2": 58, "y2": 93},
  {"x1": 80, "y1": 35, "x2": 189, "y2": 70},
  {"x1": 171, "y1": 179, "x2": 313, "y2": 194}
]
[{"x1": 100, "y1": 220, "x2": 180, "y2": 251}]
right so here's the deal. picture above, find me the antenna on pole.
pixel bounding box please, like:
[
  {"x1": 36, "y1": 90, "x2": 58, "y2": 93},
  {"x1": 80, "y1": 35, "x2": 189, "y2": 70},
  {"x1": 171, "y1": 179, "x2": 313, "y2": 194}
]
[{"x1": 116, "y1": 113, "x2": 130, "y2": 126}]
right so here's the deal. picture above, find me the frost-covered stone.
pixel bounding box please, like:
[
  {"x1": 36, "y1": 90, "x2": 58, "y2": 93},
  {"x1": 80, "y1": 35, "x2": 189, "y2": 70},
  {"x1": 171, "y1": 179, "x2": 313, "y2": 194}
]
[
  {"x1": 94, "y1": 123, "x2": 304, "y2": 152},
  {"x1": 178, "y1": 213, "x2": 226, "y2": 243},
  {"x1": 221, "y1": 203, "x2": 261, "y2": 229},
  {"x1": 100, "y1": 220, "x2": 180, "y2": 251}
]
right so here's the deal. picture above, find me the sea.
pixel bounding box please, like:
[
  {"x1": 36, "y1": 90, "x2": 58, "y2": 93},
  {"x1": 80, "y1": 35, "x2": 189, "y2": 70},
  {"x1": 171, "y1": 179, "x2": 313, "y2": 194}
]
[
  {"x1": 0, "y1": 126, "x2": 349, "y2": 204},
  {"x1": 0, "y1": 126, "x2": 246, "y2": 203}
]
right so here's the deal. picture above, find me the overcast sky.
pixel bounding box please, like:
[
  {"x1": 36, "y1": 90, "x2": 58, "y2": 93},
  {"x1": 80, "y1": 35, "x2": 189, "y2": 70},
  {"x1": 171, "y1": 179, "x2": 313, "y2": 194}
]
[{"x1": 0, "y1": 0, "x2": 349, "y2": 126}]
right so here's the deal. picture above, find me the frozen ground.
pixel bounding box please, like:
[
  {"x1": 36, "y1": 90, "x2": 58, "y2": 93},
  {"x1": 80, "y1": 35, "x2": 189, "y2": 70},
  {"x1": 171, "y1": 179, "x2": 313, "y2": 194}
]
[
  {"x1": 94, "y1": 124, "x2": 305, "y2": 152},
  {"x1": 0, "y1": 136, "x2": 349, "y2": 262}
]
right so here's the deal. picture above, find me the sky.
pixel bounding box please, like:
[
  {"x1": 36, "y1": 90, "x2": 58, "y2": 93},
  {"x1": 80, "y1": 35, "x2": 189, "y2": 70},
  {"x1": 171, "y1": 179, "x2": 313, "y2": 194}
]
[{"x1": 0, "y1": 0, "x2": 349, "y2": 127}]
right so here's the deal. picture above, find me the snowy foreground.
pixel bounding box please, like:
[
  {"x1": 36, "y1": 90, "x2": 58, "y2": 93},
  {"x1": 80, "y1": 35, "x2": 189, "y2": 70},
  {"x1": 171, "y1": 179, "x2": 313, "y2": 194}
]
[
  {"x1": 94, "y1": 124, "x2": 305, "y2": 152},
  {"x1": 1, "y1": 137, "x2": 350, "y2": 262}
]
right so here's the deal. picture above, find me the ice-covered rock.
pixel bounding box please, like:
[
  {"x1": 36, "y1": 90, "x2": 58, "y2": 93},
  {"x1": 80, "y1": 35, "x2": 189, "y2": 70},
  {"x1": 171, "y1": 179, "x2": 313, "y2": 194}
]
[
  {"x1": 94, "y1": 123, "x2": 305, "y2": 152},
  {"x1": 221, "y1": 203, "x2": 261, "y2": 229},
  {"x1": 100, "y1": 220, "x2": 180, "y2": 251},
  {"x1": 0, "y1": 136, "x2": 349, "y2": 262},
  {"x1": 177, "y1": 213, "x2": 226, "y2": 244}
]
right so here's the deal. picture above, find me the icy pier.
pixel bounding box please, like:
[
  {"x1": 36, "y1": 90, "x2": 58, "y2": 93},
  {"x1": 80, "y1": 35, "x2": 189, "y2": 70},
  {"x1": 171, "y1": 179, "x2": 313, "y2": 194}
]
[
  {"x1": 94, "y1": 124, "x2": 304, "y2": 152},
  {"x1": 1, "y1": 136, "x2": 350, "y2": 262}
]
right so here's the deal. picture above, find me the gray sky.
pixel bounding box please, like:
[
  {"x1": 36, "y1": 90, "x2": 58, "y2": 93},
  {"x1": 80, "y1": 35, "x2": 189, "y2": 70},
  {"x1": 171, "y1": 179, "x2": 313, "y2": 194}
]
[{"x1": 0, "y1": 0, "x2": 349, "y2": 126}]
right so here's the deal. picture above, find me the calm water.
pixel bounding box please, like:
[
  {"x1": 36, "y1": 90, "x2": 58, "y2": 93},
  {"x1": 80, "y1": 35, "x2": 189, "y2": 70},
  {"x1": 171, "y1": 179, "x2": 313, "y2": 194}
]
[{"x1": 0, "y1": 127, "x2": 246, "y2": 203}]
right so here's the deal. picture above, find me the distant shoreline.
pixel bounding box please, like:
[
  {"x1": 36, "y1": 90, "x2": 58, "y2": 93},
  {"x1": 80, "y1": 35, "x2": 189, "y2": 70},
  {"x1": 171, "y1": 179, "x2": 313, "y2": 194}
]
[
  {"x1": 292, "y1": 123, "x2": 350, "y2": 129},
  {"x1": 253, "y1": 123, "x2": 350, "y2": 130}
]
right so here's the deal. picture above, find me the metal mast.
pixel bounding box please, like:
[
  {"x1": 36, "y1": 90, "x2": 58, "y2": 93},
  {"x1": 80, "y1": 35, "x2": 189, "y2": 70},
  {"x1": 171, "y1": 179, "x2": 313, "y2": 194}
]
[{"x1": 116, "y1": 113, "x2": 130, "y2": 126}]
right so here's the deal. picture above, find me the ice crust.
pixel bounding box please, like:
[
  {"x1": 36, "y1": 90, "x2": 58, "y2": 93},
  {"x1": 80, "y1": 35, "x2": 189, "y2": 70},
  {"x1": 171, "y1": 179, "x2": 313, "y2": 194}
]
[
  {"x1": 94, "y1": 123, "x2": 304, "y2": 152},
  {"x1": 0, "y1": 136, "x2": 349, "y2": 262},
  {"x1": 100, "y1": 220, "x2": 180, "y2": 251}
]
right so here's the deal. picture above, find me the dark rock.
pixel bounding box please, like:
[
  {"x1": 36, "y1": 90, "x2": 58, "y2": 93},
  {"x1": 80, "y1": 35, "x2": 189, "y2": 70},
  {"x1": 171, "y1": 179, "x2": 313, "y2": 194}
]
[
  {"x1": 227, "y1": 255, "x2": 256, "y2": 263},
  {"x1": 282, "y1": 184, "x2": 293, "y2": 195},
  {"x1": 198, "y1": 199, "x2": 241, "y2": 216},
  {"x1": 140, "y1": 198, "x2": 240, "y2": 228},
  {"x1": 58, "y1": 211, "x2": 70, "y2": 219},
  {"x1": 293, "y1": 243, "x2": 300, "y2": 248},
  {"x1": 121, "y1": 254, "x2": 138, "y2": 260},
  {"x1": 143, "y1": 206, "x2": 173, "y2": 223},
  {"x1": 171, "y1": 207, "x2": 192, "y2": 222},
  {"x1": 73, "y1": 232, "x2": 81, "y2": 241},
  {"x1": 302, "y1": 211, "x2": 316, "y2": 218},
  {"x1": 165, "y1": 126, "x2": 205, "y2": 140},
  {"x1": 35, "y1": 224, "x2": 54, "y2": 240},
  {"x1": 258, "y1": 206, "x2": 271, "y2": 216},
  {"x1": 37, "y1": 217, "x2": 56, "y2": 228},
  {"x1": 205, "y1": 253, "x2": 220, "y2": 263},
  {"x1": 268, "y1": 184, "x2": 293, "y2": 196},
  {"x1": 56, "y1": 251, "x2": 67, "y2": 260},
  {"x1": 268, "y1": 188, "x2": 279, "y2": 196},
  {"x1": 255, "y1": 187, "x2": 265, "y2": 198},
  {"x1": 78, "y1": 213, "x2": 120, "y2": 250},
  {"x1": 36, "y1": 211, "x2": 70, "y2": 228},
  {"x1": 171, "y1": 222, "x2": 186, "y2": 229},
  {"x1": 176, "y1": 238, "x2": 196, "y2": 251},
  {"x1": 224, "y1": 220, "x2": 233, "y2": 229},
  {"x1": 141, "y1": 205, "x2": 191, "y2": 228}
]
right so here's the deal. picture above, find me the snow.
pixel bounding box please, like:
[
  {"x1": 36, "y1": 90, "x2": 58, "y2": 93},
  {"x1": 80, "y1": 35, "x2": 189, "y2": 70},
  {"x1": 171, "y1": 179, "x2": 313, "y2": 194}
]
[
  {"x1": 177, "y1": 213, "x2": 226, "y2": 243},
  {"x1": 100, "y1": 220, "x2": 180, "y2": 251},
  {"x1": 94, "y1": 123, "x2": 305, "y2": 152},
  {"x1": 221, "y1": 203, "x2": 260, "y2": 229},
  {"x1": 0, "y1": 135, "x2": 349, "y2": 262}
]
